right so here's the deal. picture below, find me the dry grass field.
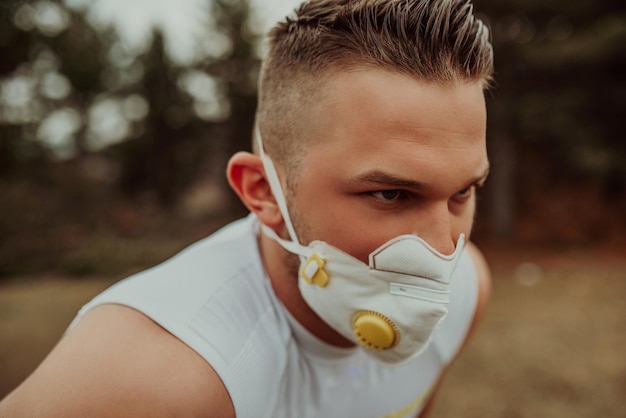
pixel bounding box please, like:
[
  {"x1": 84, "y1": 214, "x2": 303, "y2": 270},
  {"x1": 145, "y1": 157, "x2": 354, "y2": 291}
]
[
  {"x1": 432, "y1": 244, "x2": 626, "y2": 418},
  {"x1": 1, "y1": 244, "x2": 625, "y2": 417}
]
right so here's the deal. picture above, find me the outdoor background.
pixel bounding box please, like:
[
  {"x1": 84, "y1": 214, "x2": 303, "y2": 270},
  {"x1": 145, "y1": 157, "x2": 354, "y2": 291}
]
[{"x1": 0, "y1": 0, "x2": 624, "y2": 417}]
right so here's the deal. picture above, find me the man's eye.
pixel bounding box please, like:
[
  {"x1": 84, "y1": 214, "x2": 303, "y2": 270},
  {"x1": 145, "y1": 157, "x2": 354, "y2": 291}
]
[
  {"x1": 371, "y1": 190, "x2": 402, "y2": 201},
  {"x1": 456, "y1": 187, "x2": 471, "y2": 197},
  {"x1": 452, "y1": 186, "x2": 473, "y2": 203}
]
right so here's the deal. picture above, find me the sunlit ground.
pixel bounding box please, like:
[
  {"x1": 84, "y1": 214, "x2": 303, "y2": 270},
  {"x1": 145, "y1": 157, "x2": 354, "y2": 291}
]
[{"x1": 1, "y1": 244, "x2": 625, "y2": 417}]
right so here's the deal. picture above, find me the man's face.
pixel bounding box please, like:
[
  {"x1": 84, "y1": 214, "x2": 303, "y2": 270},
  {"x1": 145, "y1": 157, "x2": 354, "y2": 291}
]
[{"x1": 285, "y1": 69, "x2": 489, "y2": 263}]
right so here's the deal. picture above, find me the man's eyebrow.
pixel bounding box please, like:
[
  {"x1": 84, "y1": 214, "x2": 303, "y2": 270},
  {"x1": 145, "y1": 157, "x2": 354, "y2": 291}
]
[
  {"x1": 348, "y1": 165, "x2": 491, "y2": 190},
  {"x1": 347, "y1": 170, "x2": 428, "y2": 190}
]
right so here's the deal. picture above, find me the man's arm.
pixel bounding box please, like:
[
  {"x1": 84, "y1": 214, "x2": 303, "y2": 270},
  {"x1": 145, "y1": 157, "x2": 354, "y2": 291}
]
[
  {"x1": 0, "y1": 304, "x2": 235, "y2": 418},
  {"x1": 417, "y1": 241, "x2": 493, "y2": 417}
]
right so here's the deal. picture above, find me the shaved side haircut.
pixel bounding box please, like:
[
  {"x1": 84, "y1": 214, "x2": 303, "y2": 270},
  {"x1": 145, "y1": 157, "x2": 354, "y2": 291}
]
[{"x1": 256, "y1": 0, "x2": 494, "y2": 182}]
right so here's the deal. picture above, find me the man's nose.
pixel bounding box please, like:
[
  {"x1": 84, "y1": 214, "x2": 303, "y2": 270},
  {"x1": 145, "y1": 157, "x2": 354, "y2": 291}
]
[{"x1": 415, "y1": 202, "x2": 457, "y2": 256}]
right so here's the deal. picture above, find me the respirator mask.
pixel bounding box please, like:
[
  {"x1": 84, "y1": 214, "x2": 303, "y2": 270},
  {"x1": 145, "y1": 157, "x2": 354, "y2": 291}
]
[{"x1": 256, "y1": 128, "x2": 465, "y2": 365}]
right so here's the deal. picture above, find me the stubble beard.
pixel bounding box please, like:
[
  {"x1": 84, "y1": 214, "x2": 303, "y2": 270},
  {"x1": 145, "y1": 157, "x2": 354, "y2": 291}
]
[{"x1": 282, "y1": 193, "x2": 314, "y2": 280}]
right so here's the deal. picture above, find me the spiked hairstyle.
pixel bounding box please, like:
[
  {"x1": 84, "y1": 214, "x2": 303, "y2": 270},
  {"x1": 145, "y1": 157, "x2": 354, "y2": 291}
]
[{"x1": 256, "y1": 0, "x2": 494, "y2": 177}]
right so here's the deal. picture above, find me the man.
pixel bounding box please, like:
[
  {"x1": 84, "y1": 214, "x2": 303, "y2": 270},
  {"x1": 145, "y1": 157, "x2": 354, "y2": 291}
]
[{"x1": 0, "y1": 0, "x2": 493, "y2": 416}]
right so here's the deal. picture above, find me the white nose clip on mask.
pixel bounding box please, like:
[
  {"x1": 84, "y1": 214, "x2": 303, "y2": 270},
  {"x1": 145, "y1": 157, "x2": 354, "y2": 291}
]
[{"x1": 256, "y1": 127, "x2": 466, "y2": 364}]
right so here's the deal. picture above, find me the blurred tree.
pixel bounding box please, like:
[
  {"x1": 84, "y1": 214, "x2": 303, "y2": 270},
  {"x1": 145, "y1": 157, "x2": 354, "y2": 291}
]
[
  {"x1": 110, "y1": 0, "x2": 259, "y2": 209},
  {"x1": 111, "y1": 31, "x2": 205, "y2": 206},
  {"x1": 0, "y1": 0, "x2": 53, "y2": 177},
  {"x1": 0, "y1": 2, "x2": 35, "y2": 76},
  {"x1": 474, "y1": 0, "x2": 626, "y2": 240},
  {"x1": 0, "y1": 0, "x2": 260, "y2": 209},
  {"x1": 0, "y1": 0, "x2": 261, "y2": 277},
  {"x1": 201, "y1": 0, "x2": 259, "y2": 212},
  {"x1": 1, "y1": 0, "x2": 624, "y2": 253},
  {"x1": 0, "y1": 0, "x2": 113, "y2": 175}
]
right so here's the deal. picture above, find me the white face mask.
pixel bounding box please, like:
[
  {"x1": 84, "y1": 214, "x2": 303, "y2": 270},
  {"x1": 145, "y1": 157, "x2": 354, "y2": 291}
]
[{"x1": 256, "y1": 128, "x2": 465, "y2": 365}]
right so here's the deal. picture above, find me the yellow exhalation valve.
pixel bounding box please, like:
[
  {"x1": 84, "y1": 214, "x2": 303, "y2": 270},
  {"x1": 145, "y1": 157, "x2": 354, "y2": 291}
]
[{"x1": 352, "y1": 310, "x2": 398, "y2": 351}]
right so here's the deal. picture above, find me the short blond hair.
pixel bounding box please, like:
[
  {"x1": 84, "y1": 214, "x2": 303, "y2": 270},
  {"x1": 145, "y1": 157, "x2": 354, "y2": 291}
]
[{"x1": 256, "y1": 0, "x2": 494, "y2": 175}]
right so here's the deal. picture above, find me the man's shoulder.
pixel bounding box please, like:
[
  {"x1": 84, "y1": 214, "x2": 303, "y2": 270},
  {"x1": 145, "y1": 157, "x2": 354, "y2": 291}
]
[
  {"x1": 0, "y1": 304, "x2": 236, "y2": 417},
  {"x1": 30, "y1": 214, "x2": 290, "y2": 417}
]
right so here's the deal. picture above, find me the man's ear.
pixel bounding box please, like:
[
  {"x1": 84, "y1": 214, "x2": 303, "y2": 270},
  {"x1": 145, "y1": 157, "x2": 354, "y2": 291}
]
[{"x1": 227, "y1": 152, "x2": 283, "y2": 229}]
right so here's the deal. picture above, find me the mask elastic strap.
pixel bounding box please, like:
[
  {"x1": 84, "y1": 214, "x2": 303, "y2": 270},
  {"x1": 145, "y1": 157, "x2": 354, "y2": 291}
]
[
  {"x1": 260, "y1": 223, "x2": 315, "y2": 259},
  {"x1": 255, "y1": 125, "x2": 302, "y2": 246}
]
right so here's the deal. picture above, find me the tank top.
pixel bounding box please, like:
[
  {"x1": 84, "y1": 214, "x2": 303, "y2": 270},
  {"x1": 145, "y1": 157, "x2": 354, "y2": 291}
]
[{"x1": 70, "y1": 214, "x2": 478, "y2": 418}]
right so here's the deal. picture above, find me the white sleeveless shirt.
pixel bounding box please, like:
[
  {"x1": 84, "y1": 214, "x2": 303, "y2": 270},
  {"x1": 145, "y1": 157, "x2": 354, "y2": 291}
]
[{"x1": 70, "y1": 214, "x2": 478, "y2": 418}]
